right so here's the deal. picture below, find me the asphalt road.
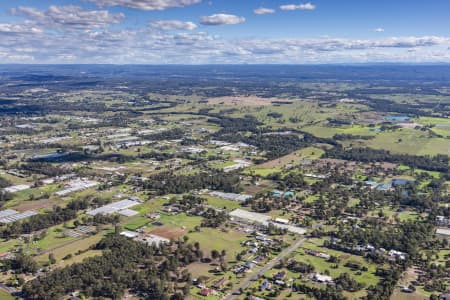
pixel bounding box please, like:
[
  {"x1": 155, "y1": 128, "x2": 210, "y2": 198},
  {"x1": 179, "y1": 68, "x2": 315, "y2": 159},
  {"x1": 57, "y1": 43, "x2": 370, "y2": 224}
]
[{"x1": 224, "y1": 237, "x2": 307, "y2": 300}]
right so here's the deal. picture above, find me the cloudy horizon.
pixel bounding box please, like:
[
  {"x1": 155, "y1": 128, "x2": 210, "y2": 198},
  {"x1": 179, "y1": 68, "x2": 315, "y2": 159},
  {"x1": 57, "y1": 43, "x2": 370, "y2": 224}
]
[{"x1": 0, "y1": 0, "x2": 450, "y2": 64}]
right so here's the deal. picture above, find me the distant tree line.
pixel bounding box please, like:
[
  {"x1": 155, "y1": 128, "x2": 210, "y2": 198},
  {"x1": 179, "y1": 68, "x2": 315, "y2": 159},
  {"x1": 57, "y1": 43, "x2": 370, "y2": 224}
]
[
  {"x1": 142, "y1": 170, "x2": 241, "y2": 195},
  {"x1": 332, "y1": 134, "x2": 374, "y2": 141},
  {"x1": 324, "y1": 146, "x2": 449, "y2": 172},
  {"x1": 140, "y1": 127, "x2": 185, "y2": 141}
]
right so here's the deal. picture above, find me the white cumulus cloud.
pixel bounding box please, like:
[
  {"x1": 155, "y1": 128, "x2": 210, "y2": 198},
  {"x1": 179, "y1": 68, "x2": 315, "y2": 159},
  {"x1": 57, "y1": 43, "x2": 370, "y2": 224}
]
[
  {"x1": 87, "y1": 0, "x2": 201, "y2": 11},
  {"x1": 200, "y1": 14, "x2": 245, "y2": 26},
  {"x1": 0, "y1": 23, "x2": 42, "y2": 34},
  {"x1": 150, "y1": 20, "x2": 197, "y2": 30},
  {"x1": 373, "y1": 28, "x2": 385, "y2": 32},
  {"x1": 11, "y1": 5, "x2": 124, "y2": 29},
  {"x1": 254, "y1": 7, "x2": 275, "y2": 15},
  {"x1": 280, "y1": 3, "x2": 316, "y2": 11}
]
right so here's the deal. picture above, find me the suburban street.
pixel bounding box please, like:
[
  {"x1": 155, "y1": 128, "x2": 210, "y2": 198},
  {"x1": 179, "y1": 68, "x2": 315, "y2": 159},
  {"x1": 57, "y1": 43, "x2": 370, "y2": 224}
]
[{"x1": 224, "y1": 237, "x2": 308, "y2": 300}]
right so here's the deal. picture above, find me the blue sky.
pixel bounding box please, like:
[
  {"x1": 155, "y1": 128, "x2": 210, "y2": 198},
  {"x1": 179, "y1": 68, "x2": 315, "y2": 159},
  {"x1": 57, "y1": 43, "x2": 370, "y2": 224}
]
[{"x1": 0, "y1": 0, "x2": 449, "y2": 63}]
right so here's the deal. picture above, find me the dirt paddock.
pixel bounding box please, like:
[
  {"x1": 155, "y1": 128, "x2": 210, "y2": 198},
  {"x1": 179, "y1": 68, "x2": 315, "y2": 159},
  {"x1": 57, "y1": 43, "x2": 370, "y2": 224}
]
[{"x1": 150, "y1": 226, "x2": 185, "y2": 239}]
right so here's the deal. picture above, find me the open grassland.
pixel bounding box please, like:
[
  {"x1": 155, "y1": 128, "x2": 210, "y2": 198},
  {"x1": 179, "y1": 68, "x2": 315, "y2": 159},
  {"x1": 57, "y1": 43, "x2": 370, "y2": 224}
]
[
  {"x1": 187, "y1": 228, "x2": 247, "y2": 262},
  {"x1": 363, "y1": 129, "x2": 450, "y2": 156},
  {"x1": 204, "y1": 196, "x2": 242, "y2": 211},
  {"x1": 417, "y1": 117, "x2": 450, "y2": 125},
  {"x1": 133, "y1": 198, "x2": 168, "y2": 214},
  {"x1": 57, "y1": 250, "x2": 103, "y2": 268},
  {"x1": 0, "y1": 290, "x2": 15, "y2": 300},
  {"x1": 0, "y1": 238, "x2": 24, "y2": 254},
  {"x1": 301, "y1": 125, "x2": 378, "y2": 138},
  {"x1": 31, "y1": 228, "x2": 75, "y2": 251},
  {"x1": 256, "y1": 146, "x2": 325, "y2": 169},
  {"x1": 430, "y1": 126, "x2": 450, "y2": 138},
  {"x1": 242, "y1": 167, "x2": 282, "y2": 177},
  {"x1": 156, "y1": 213, "x2": 203, "y2": 232},
  {"x1": 124, "y1": 216, "x2": 152, "y2": 230},
  {"x1": 34, "y1": 233, "x2": 104, "y2": 263},
  {"x1": 222, "y1": 101, "x2": 362, "y2": 129}
]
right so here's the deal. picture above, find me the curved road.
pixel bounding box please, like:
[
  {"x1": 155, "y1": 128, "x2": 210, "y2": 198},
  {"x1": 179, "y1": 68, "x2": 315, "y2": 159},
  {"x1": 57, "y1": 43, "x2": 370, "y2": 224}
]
[{"x1": 224, "y1": 237, "x2": 307, "y2": 300}]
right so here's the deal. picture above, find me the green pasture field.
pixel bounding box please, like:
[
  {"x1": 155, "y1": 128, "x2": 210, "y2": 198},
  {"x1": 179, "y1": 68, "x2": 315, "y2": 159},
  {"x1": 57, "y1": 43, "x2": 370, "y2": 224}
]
[
  {"x1": 30, "y1": 228, "x2": 75, "y2": 251},
  {"x1": 133, "y1": 198, "x2": 168, "y2": 214},
  {"x1": 242, "y1": 167, "x2": 282, "y2": 178},
  {"x1": 362, "y1": 129, "x2": 450, "y2": 156},
  {"x1": 301, "y1": 125, "x2": 378, "y2": 139},
  {"x1": 0, "y1": 238, "x2": 24, "y2": 254},
  {"x1": 34, "y1": 234, "x2": 104, "y2": 263},
  {"x1": 417, "y1": 117, "x2": 450, "y2": 125},
  {"x1": 0, "y1": 290, "x2": 15, "y2": 300},
  {"x1": 123, "y1": 216, "x2": 152, "y2": 230},
  {"x1": 57, "y1": 250, "x2": 103, "y2": 268},
  {"x1": 204, "y1": 196, "x2": 242, "y2": 211},
  {"x1": 156, "y1": 213, "x2": 203, "y2": 232},
  {"x1": 430, "y1": 126, "x2": 450, "y2": 138},
  {"x1": 187, "y1": 227, "x2": 248, "y2": 262}
]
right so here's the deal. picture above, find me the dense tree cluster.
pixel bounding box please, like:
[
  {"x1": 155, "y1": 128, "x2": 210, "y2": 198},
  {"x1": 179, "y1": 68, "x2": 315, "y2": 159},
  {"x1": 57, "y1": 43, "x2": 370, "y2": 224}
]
[
  {"x1": 0, "y1": 199, "x2": 89, "y2": 238},
  {"x1": 201, "y1": 208, "x2": 228, "y2": 228},
  {"x1": 334, "y1": 219, "x2": 434, "y2": 255},
  {"x1": 332, "y1": 134, "x2": 374, "y2": 140},
  {"x1": 287, "y1": 260, "x2": 315, "y2": 273},
  {"x1": 324, "y1": 146, "x2": 449, "y2": 172},
  {"x1": 140, "y1": 127, "x2": 185, "y2": 141},
  {"x1": 142, "y1": 171, "x2": 241, "y2": 195},
  {"x1": 2, "y1": 253, "x2": 38, "y2": 274},
  {"x1": 334, "y1": 273, "x2": 365, "y2": 292},
  {"x1": 18, "y1": 162, "x2": 66, "y2": 177},
  {"x1": 291, "y1": 283, "x2": 346, "y2": 300},
  {"x1": 364, "y1": 268, "x2": 402, "y2": 300},
  {"x1": 22, "y1": 235, "x2": 201, "y2": 300},
  {"x1": 0, "y1": 176, "x2": 11, "y2": 188}
]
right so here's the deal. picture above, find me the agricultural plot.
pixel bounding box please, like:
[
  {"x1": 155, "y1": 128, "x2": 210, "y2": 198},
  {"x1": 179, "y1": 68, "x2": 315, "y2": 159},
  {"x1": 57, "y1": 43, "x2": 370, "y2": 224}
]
[{"x1": 351, "y1": 129, "x2": 449, "y2": 155}]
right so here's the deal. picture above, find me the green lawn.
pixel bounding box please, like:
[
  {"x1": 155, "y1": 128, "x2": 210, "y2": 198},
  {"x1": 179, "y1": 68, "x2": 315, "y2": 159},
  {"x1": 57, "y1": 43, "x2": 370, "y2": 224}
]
[
  {"x1": 133, "y1": 198, "x2": 168, "y2": 214},
  {"x1": 58, "y1": 250, "x2": 103, "y2": 268},
  {"x1": 0, "y1": 289, "x2": 15, "y2": 300},
  {"x1": 35, "y1": 234, "x2": 104, "y2": 263},
  {"x1": 243, "y1": 167, "x2": 282, "y2": 177},
  {"x1": 31, "y1": 227, "x2": 75, "y2": 251},
  {"x1": 0, "y1": 239, "x2": 24, "y2": 254},
  {"x1": 187, "y1": 228, "x2": 247, "y2": 262},
  {"x1": 157, "y1": 213, "x2": 203, "y2": 231},
  {"x1": 124, "y1": 216, "x2": 151, "y2": 230},
  {"x1": 205, "y1": 196, "x2": 242, "y2": 211}
]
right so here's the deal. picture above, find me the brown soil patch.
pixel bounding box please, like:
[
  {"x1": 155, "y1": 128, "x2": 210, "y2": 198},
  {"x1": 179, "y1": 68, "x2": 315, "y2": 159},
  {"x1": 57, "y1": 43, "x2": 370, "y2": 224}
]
[
  {"x1": 150, "y1": 226, "x2": 185, "y2": 239},
  {"x1": 259, "y1": 154, "x2": 298, "y2": 169},
  {"x1": 379, "y1": 162, "x2": 398, "y2": 170},
  {"x1": 207, "y1": 96, "x2": 292, "y2": 106},
  {"x1": 339, "y1": 254, "x2": 351, "y2": 260},
  {"x1": 397, "y1": 122, "x2": 421, "y2": 129},
  {"x1": 15, "y1": 199, "x2": 57, "y2": 212}
]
